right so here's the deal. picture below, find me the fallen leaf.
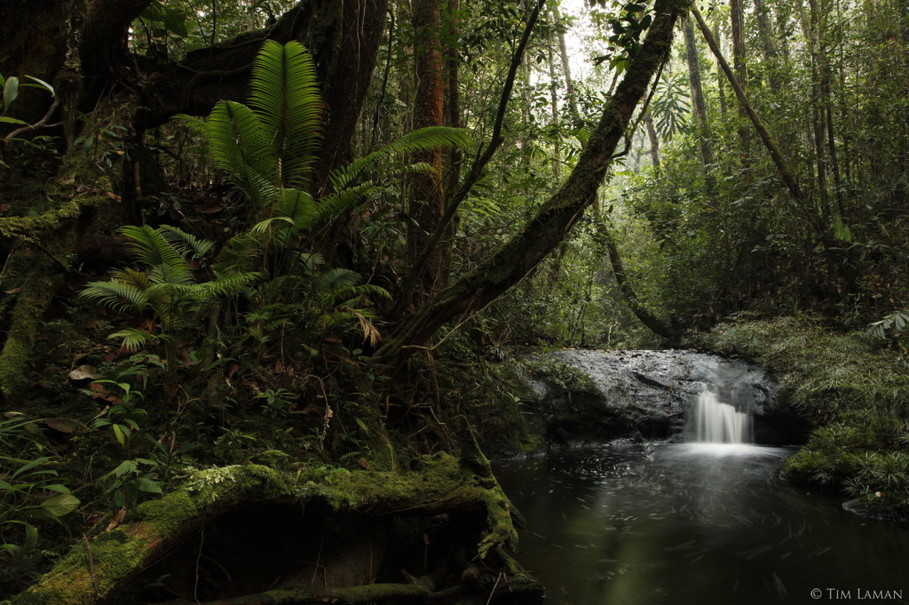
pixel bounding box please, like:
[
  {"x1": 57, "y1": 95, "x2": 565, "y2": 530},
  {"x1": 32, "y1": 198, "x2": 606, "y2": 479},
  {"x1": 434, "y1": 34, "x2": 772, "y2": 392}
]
[{"x1": 68, "y1": 365, "x2": 100, "y2": 382}]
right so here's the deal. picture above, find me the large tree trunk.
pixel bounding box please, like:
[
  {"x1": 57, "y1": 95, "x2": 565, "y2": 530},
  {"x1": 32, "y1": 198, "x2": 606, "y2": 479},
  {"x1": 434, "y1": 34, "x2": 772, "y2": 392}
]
[
  {"x1": 376, "y1": 0, "x2": 685, "y2": 362},
  {"x1": 683, "y1": 18, "x2": 714, "y2": 190},
  {"x1": 406, "y1": 0, "x2": 448, "y2": 301}
]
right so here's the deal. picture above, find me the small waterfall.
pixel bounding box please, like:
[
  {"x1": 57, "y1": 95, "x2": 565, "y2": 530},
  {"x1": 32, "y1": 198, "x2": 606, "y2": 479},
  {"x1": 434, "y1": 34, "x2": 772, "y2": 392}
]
[{"x1": 692, "y1": 387, "x2": 752, "y2": 444}]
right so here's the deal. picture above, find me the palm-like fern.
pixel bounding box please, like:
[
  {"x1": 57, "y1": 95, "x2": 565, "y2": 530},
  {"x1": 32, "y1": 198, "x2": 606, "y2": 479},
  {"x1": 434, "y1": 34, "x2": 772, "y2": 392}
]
[
  {"x1": 80, "y1": 225, "x2": 259, "y2": 353},
  {"x1": 198, "y1": 40, "x2": 468, "y2": 353},
  {"x1": 202, "y1": 40, "x2": 471, "y2": 235}
]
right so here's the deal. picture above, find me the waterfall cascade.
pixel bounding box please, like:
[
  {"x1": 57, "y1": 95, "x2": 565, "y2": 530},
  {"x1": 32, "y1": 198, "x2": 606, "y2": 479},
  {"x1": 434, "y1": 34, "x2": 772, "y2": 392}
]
[{"x1": 692, "y1": 387, "x2": 753, "y2": 444}]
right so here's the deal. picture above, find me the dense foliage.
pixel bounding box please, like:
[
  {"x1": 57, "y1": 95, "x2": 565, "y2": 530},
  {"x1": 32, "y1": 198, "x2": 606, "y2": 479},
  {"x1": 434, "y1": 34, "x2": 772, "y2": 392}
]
[{"x1": 0, "y1": 0, "x2": 908, "y2": 599}]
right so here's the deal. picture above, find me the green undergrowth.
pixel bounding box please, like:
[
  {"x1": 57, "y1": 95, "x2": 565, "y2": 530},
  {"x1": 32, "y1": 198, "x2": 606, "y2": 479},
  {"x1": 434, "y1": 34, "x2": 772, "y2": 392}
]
[{"x1": 694, "y1": 317, "x2": 909, "y2": 517}]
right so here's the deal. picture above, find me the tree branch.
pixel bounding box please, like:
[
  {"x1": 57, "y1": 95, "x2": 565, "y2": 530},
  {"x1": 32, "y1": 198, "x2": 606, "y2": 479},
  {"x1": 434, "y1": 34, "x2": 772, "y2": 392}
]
[{"x1": 377, "y1": 0, "x2": 684, "y2": 362}]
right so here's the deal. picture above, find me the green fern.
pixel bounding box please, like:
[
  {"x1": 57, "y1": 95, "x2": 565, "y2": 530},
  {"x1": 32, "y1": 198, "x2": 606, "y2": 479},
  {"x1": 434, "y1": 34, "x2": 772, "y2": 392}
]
[
  {"x1": 248, "y1": 40, "x2": 323, "y2": 189},
  {"x1": 81, "y1": 226, "x2": 259, "y2": 351}
]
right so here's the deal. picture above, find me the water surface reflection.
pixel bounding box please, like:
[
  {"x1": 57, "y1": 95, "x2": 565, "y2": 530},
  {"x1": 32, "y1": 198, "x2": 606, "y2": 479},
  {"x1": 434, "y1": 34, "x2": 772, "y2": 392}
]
[{"x1": 494, "y1": 444, "x2": 908, "y2": 604}]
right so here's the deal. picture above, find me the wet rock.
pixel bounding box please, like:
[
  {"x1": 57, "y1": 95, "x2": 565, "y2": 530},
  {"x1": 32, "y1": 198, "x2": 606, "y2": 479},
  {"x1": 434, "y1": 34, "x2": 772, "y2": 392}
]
[{"x1": 524, "y1": 349, "x2": 795, "y2": 445}]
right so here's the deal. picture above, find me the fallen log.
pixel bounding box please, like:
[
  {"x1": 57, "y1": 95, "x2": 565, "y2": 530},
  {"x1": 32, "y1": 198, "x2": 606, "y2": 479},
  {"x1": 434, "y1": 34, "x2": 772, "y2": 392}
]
[{"x1": 4, "y1": 454, "x2": 542, "y2": 605}]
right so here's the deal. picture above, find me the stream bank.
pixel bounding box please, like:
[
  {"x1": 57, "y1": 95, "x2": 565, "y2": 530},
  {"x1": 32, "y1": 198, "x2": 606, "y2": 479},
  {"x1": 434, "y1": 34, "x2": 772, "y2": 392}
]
[{"x1": 511, "y1": 317, "x2": 909, "y2": 520}]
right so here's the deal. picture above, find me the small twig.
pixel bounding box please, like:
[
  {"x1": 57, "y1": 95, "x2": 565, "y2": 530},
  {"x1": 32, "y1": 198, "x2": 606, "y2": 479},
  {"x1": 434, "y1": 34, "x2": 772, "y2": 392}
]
[
  {"x1": 83, "y1": 534, "x2": 100, "y2": 597},
  {"x1": 485, "y1": 571, "x2": 505, "y2": 605},
  {"x1": 3, "y1": 98, "x2": 62, "y2": 143}
]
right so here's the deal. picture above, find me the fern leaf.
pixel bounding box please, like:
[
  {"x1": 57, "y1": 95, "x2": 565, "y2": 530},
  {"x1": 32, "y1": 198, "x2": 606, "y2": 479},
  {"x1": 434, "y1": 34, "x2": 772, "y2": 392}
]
[
  {"x1": 314, "y1": 183, "x2": 381, "y2": 228},
  {"x1": 80, "y1": 281, "x2": 150, "y2": 315},
  {"x1": 158, "y1": 225, "x2": 214, "y2": 259},
  {"x1": 108, "y1": 328, "x2": 158, "y2": 352},
  {"x1": 119, "y1": 226, "x2": 194, "y2": 286},
  {"x1": 278, "y1": 188, "x2": 319, "y2": 230},
  {"x1": 330, "y1": 126, "x2": 471, "y2": 191},
  {"x1": 205, "y1": 100, "x2": 277, "y2": 207},
  {"x1": 248, "y1": 40, "x2": 324, "y2": 189}
]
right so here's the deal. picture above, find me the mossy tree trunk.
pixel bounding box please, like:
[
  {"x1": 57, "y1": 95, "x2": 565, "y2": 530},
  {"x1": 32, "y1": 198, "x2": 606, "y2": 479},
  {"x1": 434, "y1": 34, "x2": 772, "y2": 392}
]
[{"x1": 7, "y1": 456, "x2": 541, "y2": 605}]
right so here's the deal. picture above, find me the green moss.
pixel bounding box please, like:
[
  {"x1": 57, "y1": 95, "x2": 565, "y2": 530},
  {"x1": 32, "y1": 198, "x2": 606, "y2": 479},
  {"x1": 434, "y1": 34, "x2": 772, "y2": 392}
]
[{"x1": 10, "y1": 449, "x2": 522, "y2": 604}]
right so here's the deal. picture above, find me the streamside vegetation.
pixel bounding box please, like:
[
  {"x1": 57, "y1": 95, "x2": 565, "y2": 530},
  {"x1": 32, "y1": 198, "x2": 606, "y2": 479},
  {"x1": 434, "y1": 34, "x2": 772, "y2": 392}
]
[{"x1": 0, "y1": 0, "x2": 907, "y2": 602}]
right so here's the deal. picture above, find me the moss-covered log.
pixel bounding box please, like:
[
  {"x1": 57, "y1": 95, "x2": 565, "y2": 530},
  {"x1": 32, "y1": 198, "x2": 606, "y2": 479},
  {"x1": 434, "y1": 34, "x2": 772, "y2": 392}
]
[{"x1": 5, "y1": 454, "x2": 539, "y2": 605}]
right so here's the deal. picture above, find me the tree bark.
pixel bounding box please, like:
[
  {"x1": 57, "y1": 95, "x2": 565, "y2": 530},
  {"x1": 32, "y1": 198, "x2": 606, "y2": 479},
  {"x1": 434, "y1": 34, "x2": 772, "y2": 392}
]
[
  {"x1": 376, "y1": 0, "x2": 684, "y2": 362},
  {"x1": 683, "y1": 18, "x2": 714, "y2": 188},
  {"x1": 406, "y1": 0, "x2": 448, "y2": 300}
]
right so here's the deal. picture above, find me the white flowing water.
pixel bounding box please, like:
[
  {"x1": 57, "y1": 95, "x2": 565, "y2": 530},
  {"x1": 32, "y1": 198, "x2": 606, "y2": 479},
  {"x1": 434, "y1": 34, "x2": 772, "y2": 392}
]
[{"x1": 693, "y1": 387, "x2": 752, "y2": 444}]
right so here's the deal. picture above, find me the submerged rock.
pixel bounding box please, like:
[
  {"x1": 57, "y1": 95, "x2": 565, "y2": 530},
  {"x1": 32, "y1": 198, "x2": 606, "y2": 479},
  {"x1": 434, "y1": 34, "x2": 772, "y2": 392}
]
[{"x1": 524, "y1": 349, "x2": 800, "y2": 445}]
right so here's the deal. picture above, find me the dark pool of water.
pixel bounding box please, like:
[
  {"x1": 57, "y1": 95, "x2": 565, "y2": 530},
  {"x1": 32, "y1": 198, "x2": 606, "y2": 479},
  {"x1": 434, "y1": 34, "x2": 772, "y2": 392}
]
[{"x1": 494, "y1": 443, "x2": 909, "y2": 605}]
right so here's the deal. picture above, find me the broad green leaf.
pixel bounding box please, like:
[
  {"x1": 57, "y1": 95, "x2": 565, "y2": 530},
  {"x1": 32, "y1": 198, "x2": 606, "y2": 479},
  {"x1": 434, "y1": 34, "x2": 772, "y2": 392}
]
[
  {"x1": 0, "y1": 116, "x2": 27, "y2": 125},
  {"x1": 135, "y1": 477, "x2": 163, "y2": 494},
  {"x1": 3, "y1": 76, "x2": 19, "y2": 110},
  {"x1": 40, "y1": 493, "x2": 80, "y2": 517},
  {"x1": 112, "y1": 423, "x2": 128, "y2": 446}
]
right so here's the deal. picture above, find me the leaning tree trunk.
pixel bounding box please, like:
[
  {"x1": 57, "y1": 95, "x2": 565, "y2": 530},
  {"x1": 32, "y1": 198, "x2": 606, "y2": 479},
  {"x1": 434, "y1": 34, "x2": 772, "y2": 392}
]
[{"x1": 376, "y1": 0, "x2": 685, "y2": 363}]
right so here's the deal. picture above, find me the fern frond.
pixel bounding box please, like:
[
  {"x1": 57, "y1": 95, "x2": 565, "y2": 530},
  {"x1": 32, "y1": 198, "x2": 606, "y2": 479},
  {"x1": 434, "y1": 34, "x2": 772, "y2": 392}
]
[
  {"x1": 158, "y1": 225, "x2": 214, "y2": 259},
  {"x1": 205, "y1": 100, "x2": 277, "y2": 207},
  {"x1": 315, "y1": 267, "x2": 364, "y2": 295},
  {"x1": 108, "y1": 328, "x2": 158, "y2": 352},
  {"x1": 249, "y1": 40, "x2": 324, "y2": 189},
  {"x1": 214, "y1": 233, "x2": 264, "y2": 273},
  {"x1": 80, "y1": 280, "x2": 150, "y2": 315},
  {"x1": 203, "y1": 271, "x2": 262, "y2": 298},
  {"x1": 250, "y1": 216, "x2": 295, "y2": 237},
  {"x1": 278, "y1": 188, "x2": 319, "y2": 230},
  {"x1": 330, "y1": 126, "x2": 471, "y2": 191},
  {"x1": 119, "y1": 226, "x2": 194, "y2": 285},
  {"x1": 315, "y1": 183, "x2": 382, "y2": 228},
  {"x1": 109, "y1": 267, "x2": 152, "y2": 291}
]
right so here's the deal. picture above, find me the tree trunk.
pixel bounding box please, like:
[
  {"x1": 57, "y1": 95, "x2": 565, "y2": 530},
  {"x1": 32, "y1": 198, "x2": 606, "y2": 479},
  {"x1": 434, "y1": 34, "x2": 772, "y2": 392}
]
[
  {"x1": 692, "y1": 7, "x2": 816, "y2": 226},
  {"x1": 554, "y1": 5, "x2": 580, "y2": 120},
  {"x1": 376, "y1": 0, "x2": 684, "y2": 362},
  {"x1": 729, "y1": 0, "x2": 752, "y2": 157},
  {"x1": 683, "y1": 18, "x2": 714, "y2": 189},
  {"x1": 393, "y1": 0, "x2": 546, "y2": 317},
  {"x1": 406, "y1": 0, "x2": 448, "y2": 301},
  {"x1": 644, "y1": 111, "x2": 661, "y2": 171},
  {"x1": 600, "y1": 222, "x2": 674, "y2": 338},
  {"x1": 546, "y1": 35, "x2": 562, "y2": 181}
]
